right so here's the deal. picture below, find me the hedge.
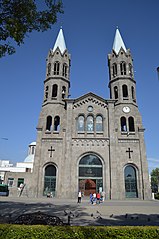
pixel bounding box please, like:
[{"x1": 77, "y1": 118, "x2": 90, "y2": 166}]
[
  {"x1": 155, "y1": 193, "x2": 159, "y2": 200},
  {"x1": 0, "y1": 225, "x2": 159, "y2": 239}
]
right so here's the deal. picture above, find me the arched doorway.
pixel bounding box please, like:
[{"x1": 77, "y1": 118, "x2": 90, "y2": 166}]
[
  {"x1": 79, "y1": 154, "x2": 103, "y2": 196},
  {"x1": 124, "y1": 165, "x2": 138, "y2": 198},
  {"x1": 43, "y1": 165, "x2": 56, "y2": 197}
]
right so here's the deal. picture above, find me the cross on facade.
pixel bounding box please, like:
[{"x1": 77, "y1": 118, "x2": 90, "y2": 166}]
[
  {"x1": 48, "y1": 146, "x2": 55, "y2": 157},
  {"x1": 126, "y1": 147, "x2": 133, "y2": 159}
]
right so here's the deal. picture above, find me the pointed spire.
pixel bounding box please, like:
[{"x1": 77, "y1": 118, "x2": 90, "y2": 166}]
[
  {"x1": 53, "y1": 27, "x2": 67, "y2": 54},
  {"x1": 112, "y1": 28, "x2": 127, "y2": 54}
]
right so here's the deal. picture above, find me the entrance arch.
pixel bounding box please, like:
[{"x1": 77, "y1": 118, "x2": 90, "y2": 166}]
[
  {"x1": 124, "y1": 165, "x2": 138, "y2": 198},
  {"x1": 78, "y1": 154, "x2": 103, "y2": 196},
  {"x1": 43, "y1": 164, "x2": 56, "y2": 197}
]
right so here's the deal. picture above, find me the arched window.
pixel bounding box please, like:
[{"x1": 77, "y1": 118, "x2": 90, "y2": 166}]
[
  {"x1": 46, "y1": 116, "x2": 52, "y2": 131},
  {"x1": 121, "y1": 116, "x2": 127, "y2": 132},
  {"x1": 96, "y1": 115, "x2": 103, "y2": 132},
  {"x1": 87, "y1": 115, "x2": 94, "y2": 132},
  {"x1": 31, "y1": 146, "x2": 35, "y2": 155},
  {"x1": 129, "y1": 63, "x2": 133, "y2": 76},
  {"x1": 43, "y1": 165, "x2": 56, "y2": 197},
  {"x1": 124, "y1": 165, "x2": 138, "y2": 198},
  {"x1": 120, "y1": 61, "x2": 126, "y2": 75},
  {"x1": 53, "y1": 61, "x2": 60, "y2": 75},
  {"x1": 128, "y1": 117, "x2": 135, "y2": 132},
  {"x1": 112, "y1": 63, "x2": 117, "y2": 77},
  {"x1": 131, "y1": 86, "x2": 135, "y2": 100},
  {"x1": 79, "y1": 154, "x2": 103, "y2": 196},
  {"x1": 54, "y1": 116, "x2": 60, "y2": 131},
  {"x1": 62, "y1": 86, "x2": 66, "y2": 99},
  {"x1": 45, "y1": 86, "x2": 49, "y2": 100},
  {"x1": 52, "y1": 84, "x2": 58, "y2": 97},
  {"x1": 77, "y1": 115, "x2": 85, "y2": 132},
  {"x1": 114, "y1": 86, "x2": 118, "y2": 99},
  {"x1": 47, "y1": 63, "x2": 51, "y2": 75},
  {"x1": 122, "y1": 84, "x2": 128, "y2": 98},
  {"x1": 62, "y1": 63, "x2": 67, "y2": 77}
]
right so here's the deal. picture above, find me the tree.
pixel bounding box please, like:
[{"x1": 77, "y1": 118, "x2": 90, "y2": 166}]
[
  {"x1": 0, "y1": 0, "x2": 63, "y2": 57},
  {"x1": 151, "y1": 168, "x2": 159, "y2": 193}
]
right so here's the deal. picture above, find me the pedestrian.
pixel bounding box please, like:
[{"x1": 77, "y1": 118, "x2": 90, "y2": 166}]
[
  {"x1": 96, "y1": 192, "x2": 101, "y2": 204},
  {"x1": 77, "y1": 190, "x2": 82, "y2": 203},
  {"x1": 89, "y1": 193, "x2": 93, "y2": 204},
  {"x1": 101, "y1": 191, "x2": 105, "y2": 202},
  {"x1": 93, "y1": 192, "x2": 96, "y2": 205}
]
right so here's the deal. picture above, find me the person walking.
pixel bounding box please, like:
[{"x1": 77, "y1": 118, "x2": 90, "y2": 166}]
[
  {"x1": 89, "y1": 193, "x2": 93, "y2": 204},
  {"x1": 77, "y1": 191, "x2": 82, "y2": 203},
  {"x1": 92, "y1": 192, "x2": 96, "y2": 205},
  {"x1": 96, "y1": 192, "x2": 101, "y2": 204}
]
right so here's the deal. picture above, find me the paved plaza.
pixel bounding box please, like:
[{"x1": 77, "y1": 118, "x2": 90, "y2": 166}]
[{"x1": 0, "y1": 196, "x2": 159, "y2": 226}]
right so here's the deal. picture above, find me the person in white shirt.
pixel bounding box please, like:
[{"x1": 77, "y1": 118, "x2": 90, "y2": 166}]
[{"x1": 77, "y1": 191, "x2": 82, "y2": 203}]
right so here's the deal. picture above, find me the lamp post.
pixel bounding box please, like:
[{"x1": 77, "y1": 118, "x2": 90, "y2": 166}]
[{"x1": 157, "y1": 67, "x2": 159, "y2": 80}]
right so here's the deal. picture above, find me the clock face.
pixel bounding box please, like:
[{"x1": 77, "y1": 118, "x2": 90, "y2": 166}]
[{"x1": 123, "y1": 106, "x2": 130, "y2": 113}]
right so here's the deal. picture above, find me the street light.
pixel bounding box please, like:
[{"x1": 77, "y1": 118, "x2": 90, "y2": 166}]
[{"x1": 157, "y1": 67, "x2": 159, "y2": 80}]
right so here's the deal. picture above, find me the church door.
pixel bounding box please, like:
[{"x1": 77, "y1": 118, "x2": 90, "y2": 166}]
[
  {"x1": 124, "y1": 165, "x2": 138, "y2": 198},
  {"x1": 43, "y1": 165, "x2": 56, "y2": 197},
  {"x1": 79, "y1": 154, "x2": 103, "y2": 196}
]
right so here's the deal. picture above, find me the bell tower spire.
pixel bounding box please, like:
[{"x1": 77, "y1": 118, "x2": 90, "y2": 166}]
[
  {"x1": 108, "y1": 28, "x2": 137, "y2": 105},
  {"x1": 43, "y1": 27, "x2": 71, "y2": 104},
  {"x1": 53, "y1": 27, "x2": 67, "y2": 54},
  {"x1": 112, "y1": 28, "x2": 127, "y2": 54}
]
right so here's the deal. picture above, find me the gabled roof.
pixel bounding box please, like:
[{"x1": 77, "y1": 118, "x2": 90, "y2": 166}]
[
  {"x1": 66, "y1": 92, "x2": 109, "y2": 110},
  {"x1": 112, "y1": 28, "x2": 127, "y2": 54},
  {"x1": 53, "y1": 27, "x2": 67, "y2": 54},
  {"x1": 73, "y1": 92, "x2": 107, "y2": 104}
]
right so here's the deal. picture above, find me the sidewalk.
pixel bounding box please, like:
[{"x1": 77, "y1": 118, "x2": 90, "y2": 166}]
[{"x1": 0, "y1": 196, "x2": 159, "y2": 226}]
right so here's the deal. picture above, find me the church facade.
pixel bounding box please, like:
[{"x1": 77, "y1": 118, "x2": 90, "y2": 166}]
[{"x1": 30, "y1": 28, "x2": 151, "y2": 200}]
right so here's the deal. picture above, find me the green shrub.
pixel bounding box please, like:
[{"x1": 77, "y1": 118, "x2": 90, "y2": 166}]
[
  {"x1": 154, "y1": 193, "x2": 159, "y2": 200},
  {"x1": 0, "y1": 225, "x2": 159, "y2": 239}
]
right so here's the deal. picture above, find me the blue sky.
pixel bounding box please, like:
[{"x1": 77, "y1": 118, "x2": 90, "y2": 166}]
[{"x1": 0, "y1": 0, "x2": 159, "y2": 173}]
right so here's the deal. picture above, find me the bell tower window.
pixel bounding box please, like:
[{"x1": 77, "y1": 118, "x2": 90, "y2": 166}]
[
  {"x1": 45, "y1": 86, "x2": 49, "y2": 100},
  {"x1": 129, "y1": 63, "x2": 133, "y2": 76},
  {"x1": 52, "y1": 84, "x2": 58, "y2": 97},
  {"x1": 54, "y1": 61, "x2": 60, "y2": 75},
  {"x1": 131, "y1": 86, "x2": 135, "y2": 100},
  {"x1": 122, "y1": 84, "x2": 128, "y2": 98},
  {"x1": 54, "y1": 116, "x2": 60, "y2": 131},
  {"x1": 120, "y1": 61, "x2": 126, "y2": 75},
  {"x1": 47, "y1": 63, "x2": 51, "y2": 76},
  {"x1": 112, "y1": 63, "x2": 117, "y2": 77},
  {"x1": 114, "y1": 86, "x2": 118, "y2": 99},
  {"x1": 62, "y1": 63, "x2": 67, "y2": 77},
  {"x1": 128, "y1": 117, "x2": 135, "y2": 132},
  {"x1": 121, "y1": 117, "x2": 127, "y2": 132},
  {"x1": 46, "y1": 116, "x2": 52, "y2": 131},
  {"x1": 62, "y1": 86, "x2": 66, "y2": 99}
]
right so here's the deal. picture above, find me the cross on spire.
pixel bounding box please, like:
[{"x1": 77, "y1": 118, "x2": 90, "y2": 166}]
[
  {"x1": 48, "y1": 146, "x2": 55, "y2": 158},
  {"x1": 126, "y1": 147, "x2": 133, "y2": 159}
]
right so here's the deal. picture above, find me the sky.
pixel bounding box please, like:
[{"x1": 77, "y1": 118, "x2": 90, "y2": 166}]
[{"x1": 0, "y1": 0, "x2": 159, "y2": 173}]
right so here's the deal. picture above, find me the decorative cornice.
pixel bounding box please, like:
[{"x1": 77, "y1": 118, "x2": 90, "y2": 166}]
[
  {"x1": 118, "y1": 138, "x2": 139, "y2": 143},
  {"x1": 72, "y1": 138, "x2": 109, "y2": 147},
  {"x1": 42, "y1": 138, "x2": 63, "y2": 142},
  {"x1": 73, "y1": 94, "x2": 107, "y2": 109}
]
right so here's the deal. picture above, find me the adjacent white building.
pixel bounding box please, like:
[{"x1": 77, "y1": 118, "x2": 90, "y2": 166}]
[{"x1": 0, "y1": 142, "x2": 36, "y2": 184}]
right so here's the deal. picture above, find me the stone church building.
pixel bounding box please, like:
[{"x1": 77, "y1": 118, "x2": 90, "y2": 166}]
[{"x1": 5, "y1": 28, "x2": 151, "y2": 200}]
